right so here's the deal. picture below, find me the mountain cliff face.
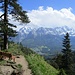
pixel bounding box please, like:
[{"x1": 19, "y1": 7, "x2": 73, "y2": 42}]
[{"x1": 12, "y1": 26, "x2": 75, "y2": 54}]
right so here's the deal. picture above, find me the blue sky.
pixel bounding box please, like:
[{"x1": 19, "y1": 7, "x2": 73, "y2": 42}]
[{"x1": 19, "y1": 0, "x2": 75, "y2": 13}]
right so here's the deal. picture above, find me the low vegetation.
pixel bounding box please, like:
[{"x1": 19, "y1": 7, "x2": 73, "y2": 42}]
[
  {"x1": 0, "y1": 60, "x2": 7, "y2": 65},
  {"x1": 8, "y1": 42, "x2": 23, "y2": 55},
  {"x1": 26, "y1": 54, "x2": 58, "y2": 75}
]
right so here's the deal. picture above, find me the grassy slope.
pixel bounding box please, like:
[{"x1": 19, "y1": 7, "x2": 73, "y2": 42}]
[
  {"x1": 8, "y1": 43, "x2": 23, "y2": 55},
  {"x1": 26, "y1": 54, "x2": 58, "y2": 75},
  {"x1": 7, "y1": 43, "x2": 59, "y2": 75}
]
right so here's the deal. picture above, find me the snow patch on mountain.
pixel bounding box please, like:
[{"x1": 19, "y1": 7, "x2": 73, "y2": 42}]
[
  {"x1": 12, "y1": 25, "x2": 75, "y2": 43},
  {"x1": 17, "y1": 26, "x2": 75, "y2": 36}
]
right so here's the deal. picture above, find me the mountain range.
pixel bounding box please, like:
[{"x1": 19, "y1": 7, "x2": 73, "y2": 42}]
[{"x1": 11, "y1": 26, "x2": 75, "y2": 55}]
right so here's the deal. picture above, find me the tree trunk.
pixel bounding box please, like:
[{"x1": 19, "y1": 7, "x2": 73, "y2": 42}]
[
  {"x1": 4, "y1": 0, "x2": 8, "y2": 50},
  {"x1": 4, "y1": 33, "x2": 8, "y2": 49}
]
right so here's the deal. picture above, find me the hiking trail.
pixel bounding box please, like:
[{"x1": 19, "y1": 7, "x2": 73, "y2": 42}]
[{"x1": 15, "y1": 55, "x2": 32, "y2": 75}]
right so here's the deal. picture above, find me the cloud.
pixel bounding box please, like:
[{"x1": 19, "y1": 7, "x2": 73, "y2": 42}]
[
  {"x1": 27, "y1": 6, "x2": 75, "y2": 28},
  {"x1": 0, "y1": 6, "x2": 75, "y2": 30}
]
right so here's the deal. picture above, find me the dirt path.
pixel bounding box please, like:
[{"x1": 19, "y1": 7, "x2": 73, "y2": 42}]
[{"x1": 15, "y1": 55, "x2": 32, "y2": 75}]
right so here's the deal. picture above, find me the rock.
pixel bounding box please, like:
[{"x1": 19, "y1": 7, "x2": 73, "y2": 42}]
[
  {"x1": 0, "y1": 65, "x2": 23, "y2": 75},
  {"x1": 0, "y1": 66, "x2": 14, "y2": 75}
]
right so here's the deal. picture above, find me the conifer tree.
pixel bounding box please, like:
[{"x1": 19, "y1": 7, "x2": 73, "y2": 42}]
[
  {"x1": 55, "y1": 54, "x2": 63, "y2": 69},
  {"x1": 62, "y1": 33, "x2": 73, "y2": 75},
  {"x1": 58, "y1": 69, "x2": 67, "y2": 75},
  {"x1": 0, "y1": 35, "x2": 3, "y2": 50},
  {"x1": 0, "y1": 26, "x2": 4, "y2": 50},
  {"x1": 0, "y1": 0, "x2": 30, "y2": 49}
]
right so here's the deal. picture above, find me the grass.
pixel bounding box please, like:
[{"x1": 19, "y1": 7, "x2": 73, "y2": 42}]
[
  {"x1": 7, "y1": 43, "x2": 23, "y2": 55},
  {"x1": 26, "y1": 54, "x2": 59, "y2": 75}
]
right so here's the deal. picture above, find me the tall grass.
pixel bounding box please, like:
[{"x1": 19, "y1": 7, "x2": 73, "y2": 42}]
[{"x1": 26, "y1": 54, "x2": 58, "y2": 75}]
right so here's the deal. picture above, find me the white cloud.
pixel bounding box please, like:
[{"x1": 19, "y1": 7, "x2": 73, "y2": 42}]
[
  {"x1": 1, "y1": 6, "x2": 75, "y2": 30},
  {"x1": 27, "y1": 6, "x2": 75, "y2": 28}
]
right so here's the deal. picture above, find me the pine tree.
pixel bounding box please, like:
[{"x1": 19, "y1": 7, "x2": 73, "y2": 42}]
[
  {"x1": 55, "y1": 54, "x2": 63, "y2": 69},
  {"x1": 0, "y1": 35, "x2": 3, "y2": 50},
  {"x1": 62, "y1": 33, "x2": 73, "y2": 75},
  {"x1": 58, "y1": 69, "x2": 67, "y2": 75},
  {"x1": 0, "y1": 0, "x2": 30, "y2": 49},
  {"x1": 0, "y1": 26, "x2": 4, "y2": 50}
]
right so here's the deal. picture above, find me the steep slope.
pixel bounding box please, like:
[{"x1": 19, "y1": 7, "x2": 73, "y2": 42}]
[
  {"x1": 8, "y1": 42, "x2": 59, "y2": 75},
  {"x1": 26, "y1": 54, "x2": 58, "y2": 75}
]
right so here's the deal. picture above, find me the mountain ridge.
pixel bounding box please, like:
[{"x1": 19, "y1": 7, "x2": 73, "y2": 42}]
[
  {"x1": 11, "y1": 26, "x2": 75, "y2": 54},
  {"x1": 18, "y1": 26, "x2": 75, "y2": 36}
]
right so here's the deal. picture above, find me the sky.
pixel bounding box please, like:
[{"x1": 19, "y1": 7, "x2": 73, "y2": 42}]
[
  {"x1": 12, "y1": 0, "x2": 75, "y2": 29},
  {"x1": 19, "y1": 0, "x2": 75, "y2": 29},
  {"x1": 19, "y1": 0, "x2": 75, "y2": 12},
  {"x1": 1, "y1": 0, "x2": 75, "y2": 29}
]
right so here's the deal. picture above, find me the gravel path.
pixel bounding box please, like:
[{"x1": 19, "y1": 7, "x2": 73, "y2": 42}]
[{"x1": 15, "y1": 55, "x2": 32, "y2": 75}]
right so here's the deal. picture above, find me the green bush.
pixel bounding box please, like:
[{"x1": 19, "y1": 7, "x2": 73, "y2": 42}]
[{"x1": 17, "y1": 64, "x2": 22, "y2": 69}]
